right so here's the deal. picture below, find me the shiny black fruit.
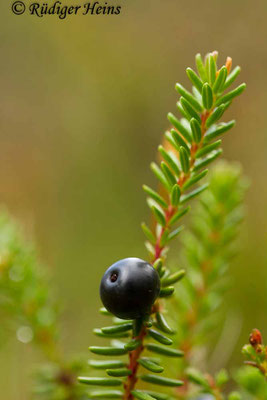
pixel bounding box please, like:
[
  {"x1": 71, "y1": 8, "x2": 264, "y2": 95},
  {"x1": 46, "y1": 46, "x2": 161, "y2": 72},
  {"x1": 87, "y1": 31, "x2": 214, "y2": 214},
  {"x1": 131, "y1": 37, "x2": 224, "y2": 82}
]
[{"x1": 100, "y1": 258, "x2": 160, "y2": 320}]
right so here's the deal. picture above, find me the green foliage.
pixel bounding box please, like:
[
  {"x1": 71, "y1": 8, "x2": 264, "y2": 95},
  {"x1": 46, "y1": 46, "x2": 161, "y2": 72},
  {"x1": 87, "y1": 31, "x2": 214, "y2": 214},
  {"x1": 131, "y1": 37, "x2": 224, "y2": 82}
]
[
  {"x1": 0, "y1": 210, "x2": 87, "y2": 399},
  {"x1": 79, "y1": 51, "x2": 246, "y2": 400}
]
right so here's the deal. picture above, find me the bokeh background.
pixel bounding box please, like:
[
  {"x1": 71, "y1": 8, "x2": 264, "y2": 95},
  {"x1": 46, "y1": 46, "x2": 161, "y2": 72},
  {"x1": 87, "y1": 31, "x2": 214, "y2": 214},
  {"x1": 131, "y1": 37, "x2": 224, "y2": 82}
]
[{"x1": 0, "y1": 0, "x2": 267, "y2": 398}]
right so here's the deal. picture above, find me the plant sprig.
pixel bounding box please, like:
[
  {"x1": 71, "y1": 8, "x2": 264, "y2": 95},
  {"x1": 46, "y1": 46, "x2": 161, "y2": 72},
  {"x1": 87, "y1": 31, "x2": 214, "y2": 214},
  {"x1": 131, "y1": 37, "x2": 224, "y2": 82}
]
[{"x1": 79, "y1": 51, "x2": 245, "y2": 400}]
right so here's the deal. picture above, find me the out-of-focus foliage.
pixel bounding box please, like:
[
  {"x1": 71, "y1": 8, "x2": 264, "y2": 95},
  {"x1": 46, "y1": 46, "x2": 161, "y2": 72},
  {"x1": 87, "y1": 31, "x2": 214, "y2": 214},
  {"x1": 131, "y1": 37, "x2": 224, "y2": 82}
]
[
  {"x1": 0, "y1": 210, "x2": 58, "y2": 357},
  {"x1": 0, "y1": 210, "x2": 87, "y2": 399}
]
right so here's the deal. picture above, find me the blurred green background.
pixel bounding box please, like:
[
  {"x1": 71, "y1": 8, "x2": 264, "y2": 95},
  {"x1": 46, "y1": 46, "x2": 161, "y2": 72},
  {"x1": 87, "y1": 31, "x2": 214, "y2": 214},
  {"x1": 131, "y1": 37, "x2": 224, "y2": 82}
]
[{"x1": 0, "y1": 0, "x2": 267, "y2": 398}]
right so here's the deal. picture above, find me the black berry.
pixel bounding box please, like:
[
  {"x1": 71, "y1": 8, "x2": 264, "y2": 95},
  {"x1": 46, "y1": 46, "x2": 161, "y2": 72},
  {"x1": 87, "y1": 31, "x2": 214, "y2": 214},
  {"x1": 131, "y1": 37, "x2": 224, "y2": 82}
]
[{"x1": 100, "y1": 257, "x2": 160, "y2": 320}]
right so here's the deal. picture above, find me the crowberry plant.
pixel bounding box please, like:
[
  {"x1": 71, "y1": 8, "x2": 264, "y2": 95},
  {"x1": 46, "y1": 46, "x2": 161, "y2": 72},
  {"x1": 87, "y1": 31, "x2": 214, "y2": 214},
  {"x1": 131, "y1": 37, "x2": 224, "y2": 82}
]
[
  {"x1": 1, "y1": 51, "x2": 265, "y2": 400},
  {"x1": 78, "y1": 51, "x2": 247, "y2": 400}
]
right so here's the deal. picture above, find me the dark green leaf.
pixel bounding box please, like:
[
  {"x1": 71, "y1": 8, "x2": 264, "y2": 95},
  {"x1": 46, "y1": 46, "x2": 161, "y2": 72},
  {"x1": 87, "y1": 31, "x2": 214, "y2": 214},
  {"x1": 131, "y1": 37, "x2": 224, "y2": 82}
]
[
  {"x1": 106, "y1": 368, "x2": 132, "y2": 377},
  {"x1": 206, "y1": 104, "x2": 225, "y2": 128},
  {"x1": 168, "y1": 226, "x2": 184, "y2": 241},
  {"x1": 158, "y1": 146, "x2": 180, "y2": 177},
  {"x1": 180, "y1": 184, "x2": 209, "y2": 204},
  {"x1": 195, "y1": 140, "x2": 221, "y2": 158},
  {"x1": 190, "y1": 118, "x2": 202, "y2": 143},
  {"x1": 138, "y1": 358, "x2": 164, "y2": 373},
  {"x1": 146, "y1": 344, "x2": 183, "y2": 357},
  {"x1": 195, "y1": 53, "x2": 208, "y2": 82},
  {"x1": 131, "y1": 390, "x2": 156, "y2": 400},
  {"x1": 223, "y1": 66, "x2": 241, "y2": 90},
  {"x1": 78, "y1": 377, "x2": 122, "y2": 386},
  {"x1": 193, "y1": 149, "x2": 222, "y2": 171},
  {"x1": 170, "y1": 129, "x2": 190, "y2": 155},
  {"x1": 161, "y1": 270, "x2": 185, "y2": 287},
  {"x1": 148, "y1": 329, "x2": 173, "y2": 345},
  {"x1": 140, "y1": 374, "x2": 184, "y2": 387},
  {"x1": 215, "y1": 83, "x2": 246, "y2": 106},
  {"x1": 202, "y1": 83, "x2": 213, "y2": 110},
  {"x1": 88, "y1": 390, "x2": 123, "y2": 399},
  {"x1": 141, "y1": 223, "x2": 156, "y2": 244},
  {"x1": 156, "y1": 312, "x2": 174, "y2": 334},
  {"x1": 150, "y1": 162, "x2": 170, "y2": 190},
  {"x1": 171, "y1": 184, "x2": 181, "y2": 206},
  {"x1": 152, "y1": 206, "x2": 166, "y2": 227},
  {"x1": 169, "y1": 206, "x2": 190, "y2": 225},
  {"x1": 176, "y1": 83, "x2": 202, "y2": 112},
  {"x1": 89, "y1": 360, "x2": 126, "y2": 370},
  {"x1": 142, "y1": 391, "x2": 170, "y2": 400},
  {"x1": 159, "y1": 286, "x2": 175, "y2": 298},
  {"x1": 167, "y1": 113, "x2": 192, "y2": 143},
  {"x1": 101, "y1": 323, "x2": 132, "y2": 335},
  {"x1": 93, "y1": 329, "x2": 129, "y2": 339},
  {"x1": 143, "y1": 185, "x2": 168, "y2": 209},
  {"x1": 186, "y1": 67, "x2": 203, "y2": 93},
  {"x1": 179, "y1": 147, "x2": 190, "y2": 173},
  {"x1": 89, "y1": 346, "x2": 127, "y2": 356},
  {"x1": 204, "y1": 120, "x2": 235, "y2": 142},
  {"x1": 161, "y1": 162, "x2": 177, "y2": 186},
  {"x1": 125, "y1": 339, "x2": 141, "y2": 351},
  {"x1": 183, "y1": 169, "x2": 208, "y2": 190},
  {"x1": 213, "y1": 66, "x2": 227, "y2": 94},
  {"x1": 180, "y1": 97, "x2": 201, "y2": 123}
]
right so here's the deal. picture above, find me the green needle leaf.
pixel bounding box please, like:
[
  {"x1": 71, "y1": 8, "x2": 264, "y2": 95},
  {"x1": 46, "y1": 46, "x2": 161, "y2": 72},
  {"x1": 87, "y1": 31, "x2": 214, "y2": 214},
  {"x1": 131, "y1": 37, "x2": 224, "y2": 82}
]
[
  {"x1": 156, "y1": 312, "x2": 174, "y2": 334},
  {"x1": 169, "y1": 206, "x2": 190, "y2": 225},
  {"x1": 142, "y1": 391, "x2": 170, "y2": 400},
  {"x1": 171, "y1": 184, "x2": 181, "y2": 206},
  {"x1": 193, "y1": 149, "x2": 222, "y2": 171},
  {"x1": 207, "y1": 53, "x2": 216, "y2": 85},
  {"x1": 170, "y1": 129, "x2": 190, "y2": 155},
  {"x1": 143, "y1": 185, "x2": 168, "y2": 209},
  {"x1": 101, "y1": 323, "x2": 132, "y2": 334},
  {"x1": 180, "y1": 184, "x2": 209, "y2": 204},
  {"x1": 204, "y1": 120, "x2": 235, "y2": 142},
  {"x1": 159, "y1": 286, "x2": 175, "y2": 298},
  {"x1": 140, "y1": 374, "x2": 184, "y2": 387},
  {"x1": 78, "y1": 377, "x2": 122, "y2": 386},
  {"x1": 106, "y1": 368, "x2": 132, "y2": 377},
  {"x1": 152, "y1": 206, "x2": 166, "y2": 226},
  {"x1": 190, "y1": 118, "x2": 202, "y2": 143},
  {"x1": 150, "y1": 162, "x2": 170, "y2": 191},
  {"x1": 180, "y1": 97, "x2": 201, "y2": 123},
  {"x1": 202, "y1": 83, "x2": 213, "y2": 110},
  {"x1": 213, "y1": 66, "x2": 227, "y2": 94},
  {"x1": 206, "y1": 104, "x2": 226, "y2": 128},
  {"x1": 131, "y1": 390, "x2": 156, "y2": 400},
  {"x1": 195, "y1": 53, "x2": 208, "y2": 82},
  {"x1": 161, "y1": 270, "x2": 186, "y2": 287},
  {"x1": 161, "y1": 162, "x2": 177, "y2": 186},
  {"x1": 146, "y1": 344, "x2": 184, "y2": 358},
  {"x1": 138, "y1": 358, "x2": 164, "y2": 373},
  {"x1": 148, "y1": 329, "x2": 173, "y2": 345},
  {"x1": 88, "y1": 390, "x2": 124, "y2": 399},
  {"x1": 89, "y1": 346, "x2": 128, "y2": 356},
  {"x1": 124, "y1": 339, "x2": 141, "y2": 351},
  {"x1": 168, "y1": 226, "x2": 184, "y2": 241},
  {"x1": 141, "y1": 222, "x2": 156, "y2": 244},
  {"x1": 158, "y1": 146, "x2": 180, "y2": 177},
  {"x1": 93, "y1": 329, "x2": 129, "y2": 339},
  {"x1": 167, "y1": 113, "x2": 192, "y2": 143},
  {"x1": 223, "y1": 66, "x2": 241, "y2": 90},
  {"x1": 186, "y1": 67, "x2": 203, "y2": 93},
  {"x1": 89, "y1": 360, "x2": 126, "y2": 370},
  {"x1": 99, "y1": 307, "x2": 112, "y2": 316},
  {"x1": 175, "y1": 83, "x2": 203, "y2": 112},
  {"x1": 215, "y1": 83, "x2": 246, "y2": 106},
  {"x1": 183, "y1": 169, "x2": 208, "y2": 190},
  {"x1": 179, "y1": 147, "x2": 190, "y2": 173},
  {"x1": 195, "y1": 140, "x2": 222, "y2": 158}
]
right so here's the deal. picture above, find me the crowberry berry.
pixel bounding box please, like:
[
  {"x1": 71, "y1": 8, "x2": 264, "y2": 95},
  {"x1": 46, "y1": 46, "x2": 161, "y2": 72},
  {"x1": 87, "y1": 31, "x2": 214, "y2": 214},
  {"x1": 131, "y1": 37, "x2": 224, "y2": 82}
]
[{"x1": 100, "y1": 258, "x2": 160, "y2": 320}]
